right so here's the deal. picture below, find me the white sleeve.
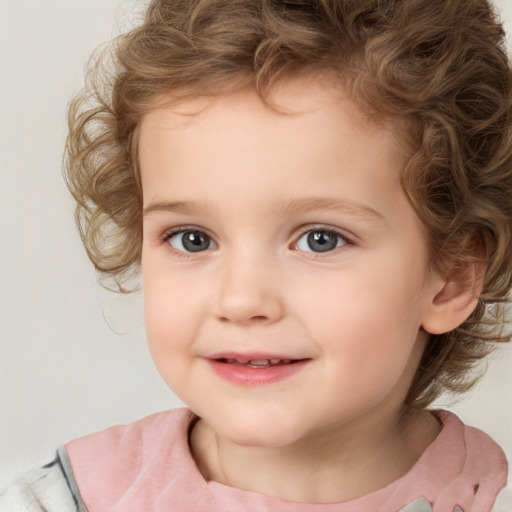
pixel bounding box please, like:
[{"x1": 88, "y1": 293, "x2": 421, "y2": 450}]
[{"x1": 0, "y1": 450, "x2": 84, "y2": 512}]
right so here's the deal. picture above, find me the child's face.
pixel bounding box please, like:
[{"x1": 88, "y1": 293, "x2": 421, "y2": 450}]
[{"x1": 140, "y1": 77, "x2": 442, "y2": 448}]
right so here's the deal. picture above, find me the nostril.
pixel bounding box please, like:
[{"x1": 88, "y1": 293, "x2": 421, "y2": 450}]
[{"x1": 218, "y1": 314, "x2": 268, "y2": 323}]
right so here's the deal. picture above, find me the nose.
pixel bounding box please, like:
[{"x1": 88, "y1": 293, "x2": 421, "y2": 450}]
[{"x1": 214, "y1": 254, "x2": 285, "y2": 325}]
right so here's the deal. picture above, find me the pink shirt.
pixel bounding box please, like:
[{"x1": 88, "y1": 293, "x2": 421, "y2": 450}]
[{"x1": 65, "y1": 408, "x2": 508, "y2": 512}]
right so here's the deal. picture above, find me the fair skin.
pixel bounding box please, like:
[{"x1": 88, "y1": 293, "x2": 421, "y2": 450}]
[{"x1": 139, "y1": 76, "x2": 472, "y2": 503}]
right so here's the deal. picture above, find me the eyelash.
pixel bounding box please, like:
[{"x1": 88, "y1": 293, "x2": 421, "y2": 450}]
[{"x1": 158, "y1": 224, "x2": 354, "y2": 256}]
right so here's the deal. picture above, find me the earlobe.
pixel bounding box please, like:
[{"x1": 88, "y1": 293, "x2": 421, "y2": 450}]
[{"x1": 421, "y1": 262, "x2": 485, "y2": 335}]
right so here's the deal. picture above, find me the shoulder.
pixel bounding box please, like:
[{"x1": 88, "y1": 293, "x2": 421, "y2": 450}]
[
  {"x1": 64, "y1": 408, "x2": 199, "y2": 511},
  {"x1": 67, "y1": 407, "x2": 194, "y2": 448},
  {"x1": 494, "y1": 488, "x2": 512, "y2": 512},
  {"x1": 437, "y1": 410, "x2": 508, "y2": 471},
  {"x1": 424, "y1": 411, "x2": 510, "y2": 511},
  {"x1": 0, "y1": 450, "x2": 83, "y2": 512},
  {"x1": 65, "y1": 407, "x2": 195, "y2": 475},
  {"x1": 493, "y1": 453, "x2": 512, "y2": 512},
  {"x1": 0, "y1": 409, "x2": 196, "y2": 512},
  {"x1": 451, "y1": 410, "x2": 512, "y2": 511}
]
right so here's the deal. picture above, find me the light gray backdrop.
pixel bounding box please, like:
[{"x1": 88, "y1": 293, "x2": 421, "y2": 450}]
[{"x1": 1, "y1": 0, "x2": 512, "y2": 489}]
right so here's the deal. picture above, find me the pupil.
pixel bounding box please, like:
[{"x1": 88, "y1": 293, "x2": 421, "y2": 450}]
[
  {"x1": 307, "y1": 231, "x2": 337, "y2": 252},
  {"x1": 183, "y1": 231, "x2": 209, "y2": 252}
]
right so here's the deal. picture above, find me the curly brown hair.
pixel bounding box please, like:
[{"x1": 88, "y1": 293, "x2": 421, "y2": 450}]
[{"x1": 64, "y1": 0, "x2": 512, "y2": 407}]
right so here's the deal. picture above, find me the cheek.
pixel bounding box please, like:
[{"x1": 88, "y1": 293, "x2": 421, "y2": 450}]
[
  {"x1": 143, "y1": 272, "x2": 193, "y2": 360},
  {"x1": 143, "y1": 283, "x2": 198, "y2": 394},
  {"x1": 143, "y1": 258, "x2": 198, "y2": 326},
  {"x1": 295, "y1": 267, "x2": 425, "y2": 366}
]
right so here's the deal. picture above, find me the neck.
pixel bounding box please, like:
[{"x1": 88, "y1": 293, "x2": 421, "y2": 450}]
[{"x1": 189, "y1": 406, "x2": 441, "y2": 504}]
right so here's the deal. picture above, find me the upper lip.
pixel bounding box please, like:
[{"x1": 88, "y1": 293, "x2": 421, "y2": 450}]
[{"x1": 206, "y1": 352, "x2": 308, "y2": 363}]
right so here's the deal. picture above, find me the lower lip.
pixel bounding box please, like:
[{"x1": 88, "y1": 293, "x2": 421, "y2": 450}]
[{"x1": 207, "y1": 359, "x2": 310, "y2": 385}]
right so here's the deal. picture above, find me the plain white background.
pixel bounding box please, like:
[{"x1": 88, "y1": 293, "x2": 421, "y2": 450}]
[{"x1": 1, "y1": 0, "x2": 512, "y2": 490}]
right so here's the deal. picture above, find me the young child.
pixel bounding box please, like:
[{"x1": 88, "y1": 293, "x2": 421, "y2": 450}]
[{"x1": 2, "y1": 0, "x2": 512, "y2": 510}]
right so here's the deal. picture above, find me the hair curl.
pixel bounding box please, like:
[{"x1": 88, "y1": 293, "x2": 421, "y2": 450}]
[{"x1": 64, "y1": 0, "x2": 512, "y2": 407}]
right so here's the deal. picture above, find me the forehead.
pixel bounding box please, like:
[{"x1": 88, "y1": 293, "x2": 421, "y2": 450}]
[{"x1": 138, "y1": 76, "x2": 408, "y2": 174}]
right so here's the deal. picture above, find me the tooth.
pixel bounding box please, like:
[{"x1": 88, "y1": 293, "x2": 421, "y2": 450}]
[
  {"x1": 270, "y1": 359, "x2": 281, "y2": 365},
  {"x1": 281, "y1": 359, "x2": 292, "y2": 364},
  {"x1": 248, "y1": 359, "x2": 271, "y2": 366}
]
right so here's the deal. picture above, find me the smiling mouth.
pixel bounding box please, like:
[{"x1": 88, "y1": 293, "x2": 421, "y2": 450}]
[
  {"x1": 208, "y1": 356, "x2": 311, "y2": 384},
  {"x1": 215, "y1": 358, "x2": 304, "y2": 368}
]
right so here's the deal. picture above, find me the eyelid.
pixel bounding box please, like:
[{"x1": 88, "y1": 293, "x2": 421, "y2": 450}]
[{"x1": 159, "y1": 224, "x2": 212, "y2": 240}]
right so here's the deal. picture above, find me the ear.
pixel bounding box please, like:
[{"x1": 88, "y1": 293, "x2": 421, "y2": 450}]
[{"x1": 421, "y1": 261, "x2": 485, "y2": 335}]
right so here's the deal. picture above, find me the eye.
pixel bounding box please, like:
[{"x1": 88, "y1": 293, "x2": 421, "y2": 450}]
[
  {"x1": 167, "y1": 230, "x2": 216, "y2": 253},
  {"x1": 295, "y1": 229, "x2": 348, "y2": 253}
]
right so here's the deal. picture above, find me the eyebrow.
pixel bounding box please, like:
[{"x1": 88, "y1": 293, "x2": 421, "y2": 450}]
[
  {"x1": 143, "y1": 201, "x2": 199, "y2": 217},
  {"x1": 143, "y1": 197, "x2": 384, "y2": 222},
  {"x1": 277, "y1": 197, "x2": 385, "y2": 221}
]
